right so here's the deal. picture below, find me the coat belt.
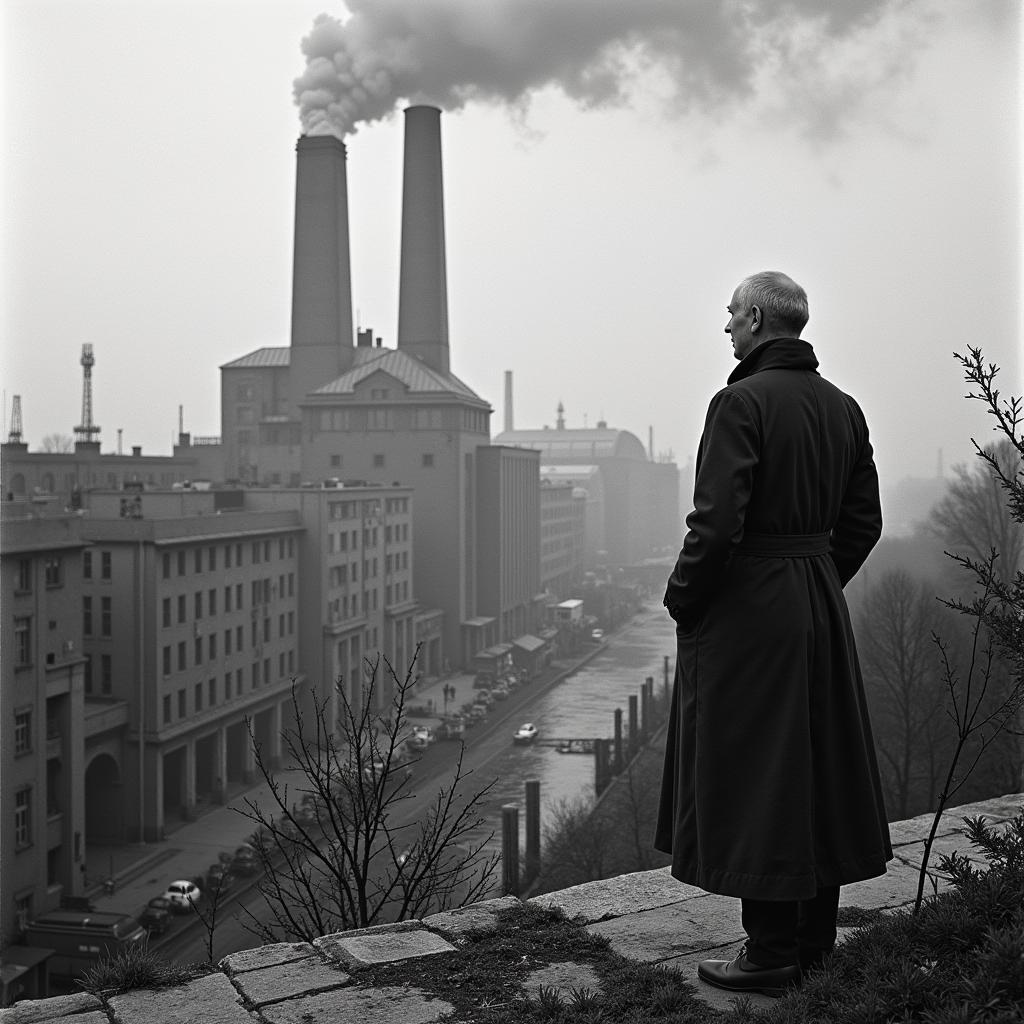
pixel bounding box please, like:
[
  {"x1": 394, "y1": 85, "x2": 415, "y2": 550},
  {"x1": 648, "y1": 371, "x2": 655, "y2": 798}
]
[{"x1": 735, "y1": 531, "x2": 831, "y2": 557}]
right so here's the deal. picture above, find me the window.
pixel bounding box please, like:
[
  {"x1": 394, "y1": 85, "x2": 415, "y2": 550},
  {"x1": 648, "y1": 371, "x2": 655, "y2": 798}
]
[
  {"x1": 225, "y1": 545, "x2": 232, "y2": 569},
  {"x1": 208, "y1": 633, "x2": 217, "y2": 660},
  {"x1": 44, "y1": 556, "x2": 62, "y2": 588},
  {"x1": 373, "y1": 453, "x2": 385, "y2": 468},
  {"x1": 15, "y1": 788, "x2": 32, "y2": 848},
  {"x1": 100, "y1": 597, "x2": 112, "y2": 637},
  {"x1": 194, "y1": 683, "x2": 203, "y2": 711},
  {"x1": 177, "y1": 551, "x2": 186, "y2": 576},
  {"x1": 14, "y1": 617, "x2": 31, "y2": 667},
  {"x1": 194, "y1": 549, "x2": 202, "y2": 574},
  {"x1": 100, "y1": 551, "x2": 112, "y2": 580},
  {"x1": 208, "y1": 677, "x2": 216, "y2": 706},
  {"x1": 330, "y1": 454, "x2": 342, "y2": 468},
  {"x1": 101, "y1": 653, "x2": 112, "y2": 694},
  {"x1": 14, "y1": 710, "x2": 32, "y2": 756},
  {"x1": 289, "y1": 573, "x2": 295, "y2": 597},
  {"x1": 178, "y1": 595, "x2": 186, "y2": 623},
  {"x1": 288, "y1": 611, "x2": 295, "y2": 634},
  {"x1": 178, "y1": 689, "x2": 186, "y2": 718},
  {"x1": 236, "y1": 625, "x2": 243, "y2": 650},
  {"x1": 162, "y1": 553, "x2": 171, "y2": 579},
  {"x1": 264, "y1": 540, "x2": 271, "y2": 562},
  {"x1": 263, "y1": 617, "x2": 270, "y2": 643},
  {"x1": 177, "y1": 641, "x2": 186, "y2": 672},
  {"x1": 194, "y1": 591, "x2": 203, "y2": 619},
  {"x1": 235, "y1": 583, "x2": 243, "y2": 609},
  {"x1": 252, "y1": 542, "x2": 261, "y2": 564},
  {"x1": 224, "y1": 673, "x2": 232, "y2": 700},
  {"x1": 235, "y1": 668, "x2": 243, "y2": 694},
  {"x1": 83, "y1": 597, "x2": 93, "y2": 636},
  {"x1": 279, "y1": 538, "x2": 285, "y2": 559},
  {"x1": 288, "y1": 649, "x2": 295, "y2": 672},
  {"x1": 264, "y1": 657, "x2": 271, "y2": 686},
  {"x1": 422, "y1": 453, "x2": 434, "y2": 467},
  {"x1": 162, "y1": 597, "x2": 171, "y2": 628},
  {"x1": 225, "y1": 629, "x2": 232, "y2": 655},
  {"x1": 194, "y1": 637, "x2": 203, "y2": 665},
  {"x1": 163, "y1": 646, "x2": 171, "y2": 676},
  {"x1": 251, "y1": 580, "x2": 260, "y2": 607},
  {"x1": 252, "y1": 662, "x2": 259, "y2": 689},
  {"x1": 163, "y1": 695, "x2": 171, "y2": 724},
  {"x1": 225, "y1": 586, "x2": 232, "y2": 613},
  {"x1": 208, "y1": 589, "x2": 217, "y2": 616},
  {"x1": 208, "y1": 547, "x2": 217, "y2": 572},
  {"x1": 83, "y1": 550, "x2": 93, "y2": 580}
]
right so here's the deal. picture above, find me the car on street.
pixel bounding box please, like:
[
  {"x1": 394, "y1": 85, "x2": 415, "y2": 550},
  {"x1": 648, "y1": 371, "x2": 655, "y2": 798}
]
[
  {"x1": 205, "y1": 864, "x2": 236, "y2": 895},
  {"x1": 163, "y1": 879, "x2": 201, "y2": 912},
  {"x1": 407, "y1": 725, "x2": 435, "y2": 751},
  {"x1": 138, "y1": 896, "x2": 174, "y2": 936},
  {"x1": 591, "y1": 628, "x2": 605, "y2": 641},
  {"x1": 475, "y1": 689, "x2": 495, "y2": 707},
  {"x1": 513, "y1": 723, "x2": 539, "y2": 745},
  {"x1": 231, "y1": 843, "x2": 262, "y2": 876}
]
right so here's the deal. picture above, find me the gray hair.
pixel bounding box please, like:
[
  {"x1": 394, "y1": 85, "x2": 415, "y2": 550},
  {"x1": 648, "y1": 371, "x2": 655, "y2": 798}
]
[{"x1": 735, "y1": 271, "x2": 809, "y2": 335}]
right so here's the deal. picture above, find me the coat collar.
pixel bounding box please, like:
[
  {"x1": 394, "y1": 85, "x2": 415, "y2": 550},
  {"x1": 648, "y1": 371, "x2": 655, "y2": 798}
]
[{"x1": 726, "y1": 337, "x2": 819, "y2": 385}]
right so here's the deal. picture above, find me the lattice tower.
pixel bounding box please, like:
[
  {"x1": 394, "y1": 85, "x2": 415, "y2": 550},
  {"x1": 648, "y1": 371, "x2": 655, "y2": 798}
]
[{"x1": 74, "y1": 344, "x2": 100, "y2": 442}]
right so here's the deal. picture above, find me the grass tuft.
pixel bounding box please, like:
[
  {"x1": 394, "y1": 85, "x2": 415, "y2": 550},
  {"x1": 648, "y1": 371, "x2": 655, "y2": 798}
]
[{"x1": 80, "y1": 943, "x2": 210, "y2": 996}]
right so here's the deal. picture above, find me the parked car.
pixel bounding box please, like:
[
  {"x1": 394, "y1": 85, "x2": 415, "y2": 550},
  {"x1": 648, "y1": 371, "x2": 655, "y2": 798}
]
[
  {"x1": 475, "y1": 689, "x2": 495, "y2": 707},
  {"x1": 466, "y1": 702, "x2": 488, "y2": 722},
  {"x1": 513, "y1": 723, "x2": 539, "y2": 745},
  {"x1": 205, "y1": 864, "x2": 235, "y2": 895},
  {"x1": 490, "y1": 683, "x2": 510, "y2": 700},
  {"x1": 163, "y1": 879, "x2": 201, "y2": 912},
  {"x1": 437, "y1": 716, "x2": 465, "y2": 740},
  {"x1": 412, "y1": 725, "x2": 435, "y2": 744},
  {"x1": 138, "y1": 896, "x2": 174, "y2": 936},
  {"x1": 473, "y1": 673, "x2": 495, "y2": 690},
  {"x1": 591, "y1": 628, "x2": 605, "y2": 641},
  {"x1": 231, "y1": 844, "x2": 262, "y2": 877}
]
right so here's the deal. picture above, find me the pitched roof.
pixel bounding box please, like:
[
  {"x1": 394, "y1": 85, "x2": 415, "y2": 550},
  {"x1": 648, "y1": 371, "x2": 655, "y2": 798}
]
[
  {"x1": 220, "y1": 347, "x2": 290, "y2": 370},
  {"x1": 313, "y1": 348, "x2": 486, "y2": 403}
]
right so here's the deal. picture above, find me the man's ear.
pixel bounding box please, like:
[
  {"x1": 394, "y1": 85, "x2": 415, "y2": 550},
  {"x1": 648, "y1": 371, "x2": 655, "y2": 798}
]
[{"x1": 750, "y1": 304, "x2": 762, "y2": 333}]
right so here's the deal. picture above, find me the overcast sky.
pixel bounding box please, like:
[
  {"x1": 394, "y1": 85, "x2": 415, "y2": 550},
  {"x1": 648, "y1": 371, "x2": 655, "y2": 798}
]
[{"x1": 2, "y1": 0, "x2": 1020, "y2": 492}]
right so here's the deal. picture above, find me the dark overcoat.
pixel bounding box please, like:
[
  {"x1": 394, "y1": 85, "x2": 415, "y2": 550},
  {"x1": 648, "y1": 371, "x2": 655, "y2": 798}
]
[{"x1": 654, "y1": 338, "x2": 892, "y2": 901}]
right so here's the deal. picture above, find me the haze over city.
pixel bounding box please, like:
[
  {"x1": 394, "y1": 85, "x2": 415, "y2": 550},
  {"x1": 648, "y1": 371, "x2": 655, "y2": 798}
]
[{"x1": 3, "y1": 0, "x2": 1021, "y2": 494}]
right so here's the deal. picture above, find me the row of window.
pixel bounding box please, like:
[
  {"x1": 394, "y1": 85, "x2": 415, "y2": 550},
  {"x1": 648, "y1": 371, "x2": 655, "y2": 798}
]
[
  {"x1": 82, "y1": 596, "x2": 112, "y2": 637},
  {"x1": 160, "y1": 537, "x2": 295, "y2": 580},
  {"x1": 315, "y1": 407, "x2": 487, "y2": 433},
  {"x1": 159, "y1": 575, "x2": 295, "y2": 629},
  {"x1": 161, "y1": 612, "x2": 296, "y2": 676},
  {"x1": 82, "y1": 549, "x2": 112, "y2": 580},
  {"x1": 13, "y1": 555, "x2": 63, "y2": 593},
  {"x1": 160, "y1": 650, "x2": 296, "y2": 724}
]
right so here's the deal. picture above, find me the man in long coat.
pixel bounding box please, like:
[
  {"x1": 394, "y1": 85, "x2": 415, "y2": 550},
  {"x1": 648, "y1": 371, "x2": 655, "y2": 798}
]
[{"x1": 654, "y1": 271, "x2": 892, "y2": 996}]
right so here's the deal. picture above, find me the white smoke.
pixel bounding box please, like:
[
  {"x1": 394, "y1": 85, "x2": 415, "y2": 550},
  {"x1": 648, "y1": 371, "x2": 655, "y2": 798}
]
[{"x1": 294, "y1": 0, "x2": 941, "y2": 138}]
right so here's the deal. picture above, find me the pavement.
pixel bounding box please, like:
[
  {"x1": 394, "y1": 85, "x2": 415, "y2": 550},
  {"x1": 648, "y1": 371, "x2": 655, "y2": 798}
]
[{"x1": 6, "y1": 791, "x2": 1023, "y2": 1022}]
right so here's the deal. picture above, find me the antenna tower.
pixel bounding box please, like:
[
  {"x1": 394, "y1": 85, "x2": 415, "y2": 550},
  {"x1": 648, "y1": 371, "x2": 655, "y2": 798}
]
[
  {"x1": 74, "y1": 344, "x2": 101, "y2": 443},
  {"x1": 8, "y1": 395, "x2": 23, "y2": 443}
]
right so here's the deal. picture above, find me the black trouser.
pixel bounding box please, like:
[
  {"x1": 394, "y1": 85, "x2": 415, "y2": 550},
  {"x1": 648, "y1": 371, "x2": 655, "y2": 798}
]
[{"x1": 741, "y1": 886, "x2": 840, "y2": 969}]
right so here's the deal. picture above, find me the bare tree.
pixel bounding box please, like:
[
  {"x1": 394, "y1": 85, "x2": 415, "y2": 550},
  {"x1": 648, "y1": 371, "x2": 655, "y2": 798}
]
[
  {"x1": 914, "y1": 349, "x2": 1024, "y2": 912},
  {"x1": 536, "y1": 794, "x2": 615, "y2": 893},
  {"x1": 857, "y1": 570, "x2": 951, "y2": 818},
  {"x1": 236, "y1": 649, "x2": 499, "y2": 943},
  {"x1": 40, "y1": 432, "x2": 74, "y2": 452}
]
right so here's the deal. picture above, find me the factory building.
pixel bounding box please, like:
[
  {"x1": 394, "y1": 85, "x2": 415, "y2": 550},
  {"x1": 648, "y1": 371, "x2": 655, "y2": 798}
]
[{"x1": 221, "y1": 107, "x2": 542, "y2": 664}]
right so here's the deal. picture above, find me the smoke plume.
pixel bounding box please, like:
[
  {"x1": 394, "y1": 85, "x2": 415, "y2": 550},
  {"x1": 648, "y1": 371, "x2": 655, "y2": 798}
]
[{"x1": 294, "y1": 0, "x2": 933, "y2": 138}]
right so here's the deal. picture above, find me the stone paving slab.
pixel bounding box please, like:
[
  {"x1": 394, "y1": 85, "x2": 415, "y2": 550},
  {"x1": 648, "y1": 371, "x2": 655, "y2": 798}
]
[
  {"x1": 521, "y1": 961, "x2": 602, "y2": 1000},
  {"x1": 529, "y1": 867, "x2": 704, "y2": 924},
  {"x1": 108, "y1": 972, "x2": 254, "y2": 1024},
  {"x1": 586, "y1": 893, "x2": 743, "y2": 962},
  {"x1": 839, "y1": 858, "x2": 923, "y2": 910},
  {"x1": 887, "y1": 795, "x2": 1022, "y2": 846},
  {"x1": 422, "y1": 896, "x2": 522, "y2": 942},
  {"x1": 0, "y1": 992, "x2": 103, "y2": 1023},
  {"x1": 257, "y1": 985, "x2": 453, "y2": 1024},
  {"x1": 229, "y1": 956, "x2": 351, "y2": 1007},
  {"x1": 317, "y1": 927, "x2": 456, "y2": 971},
  {"x1": 220, "y1": 942, "x2": 316, "y2": 975}
]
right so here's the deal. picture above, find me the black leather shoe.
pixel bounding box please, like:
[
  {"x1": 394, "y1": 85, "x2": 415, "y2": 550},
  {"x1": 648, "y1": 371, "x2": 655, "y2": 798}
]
[{"x1": 697, "y1": 946, "x2": 801, "y2": 997}]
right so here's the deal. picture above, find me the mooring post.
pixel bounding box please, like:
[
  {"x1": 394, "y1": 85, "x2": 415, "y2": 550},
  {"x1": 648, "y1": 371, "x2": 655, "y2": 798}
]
[
  {"x1": 501, "y1": 804, "x2": 520, "y2": 896},
  {"x1": 613, "y1": 708, "x2": 624, "y2": 773},
  {"x1": 525, "y1": 780, "x2": 540, "y2": 884},
  {"x1": 641, "y1": 682, "x2": 651, "y2": 743},
  {"x1": 594, "y1": 738, "x2": 609, "y2": 794}
]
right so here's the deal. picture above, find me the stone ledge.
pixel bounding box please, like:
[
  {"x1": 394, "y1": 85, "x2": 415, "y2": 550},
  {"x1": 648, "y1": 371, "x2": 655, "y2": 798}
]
[
  {"x1": 0, "y1": 992, "x2": 103, "y2": 1023},
  {"x1": 421, "y1": 896, "x2": 523, "y2": 942},
  {"x1": 220, "y1": 942, "x2": 316, "y2": 976},
  {"x1": 108, "y1": 972, "x2": 253, "y2": 1023},
  {"x1": 256, "y1": 985, "x2": 452, "y2": 1024},
  {"x1": 229, "y1": 955, "x2": 351, "y2": 1007},
  {"x1": 316, "y1": 925, "x2": 456, "y2": 971}
]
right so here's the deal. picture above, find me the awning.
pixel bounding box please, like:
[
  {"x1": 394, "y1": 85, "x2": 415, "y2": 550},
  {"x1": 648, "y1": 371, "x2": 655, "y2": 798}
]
[{"x1": 512, "y1": 634, "x2": 546, "y2": 653}]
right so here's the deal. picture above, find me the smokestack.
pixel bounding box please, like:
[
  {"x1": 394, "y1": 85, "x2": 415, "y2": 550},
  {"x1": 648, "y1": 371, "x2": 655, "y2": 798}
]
[
  {"x1": 397, "y1": 106, "x2": 450, "y2": 375},
  {"x1": 504, "y1": 371, "x2": 514, "y2": 433},
  {"x1": 290, "y1": 134, "x2": 355, "y2": 410}
]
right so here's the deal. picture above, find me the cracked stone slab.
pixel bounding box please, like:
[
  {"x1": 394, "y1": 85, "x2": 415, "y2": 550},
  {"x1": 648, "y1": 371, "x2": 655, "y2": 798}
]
[
  {"x1": 108, "y1": 971, "x2": 255, "y2": 1024},
  {"x1": 258, "y1": 985, "x2": 453, "y2": 1024},
  {"x1": 521, "y1": 961, "x2": 603, "y2": 1001},
  {"x1": 587, "y1": 893, "x2": 743, "y2": 962},
  {"x1": 230, "y1": 956, "x2": 351, "y2": 1006},
  {"x1": 529, "y1": 867, "x2": 704, "y2": 924},
  {"x1": 0, "y1": 992, "x2": 103, "y2": 1023},
  {"x1": 220, "y1": 942, "x2": 316, "y2": 975},
  {"x1": 840, "y1": 859, "x2": 924, "y2": 911},
  {"x1": 316, "y1": 927, "x2": 456, "y2": 971},
  {"x1": 422, "y1": 896, "x2": 523, "y2": 941},
  {"x1": 888, "y1": 794, "x2": 1023, "y2": 847}
]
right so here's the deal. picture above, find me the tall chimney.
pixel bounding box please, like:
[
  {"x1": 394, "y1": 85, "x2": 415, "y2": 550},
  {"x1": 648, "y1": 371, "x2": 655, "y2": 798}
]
[
  {"x1": 290, "y1": 134, "x2": 355, "y2": 412},
  {"x1": 504, "y1": 371, "x2": 514, "y2": 433},
  {"x1": 397, "y1": 106, "x2": 450, "y2": 375}
]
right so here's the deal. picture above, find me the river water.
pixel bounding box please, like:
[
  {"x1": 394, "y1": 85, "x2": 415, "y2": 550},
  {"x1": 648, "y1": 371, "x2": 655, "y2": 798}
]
[{"x1": 472, "y1": 607, "x2": 675, "y2": 848}]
